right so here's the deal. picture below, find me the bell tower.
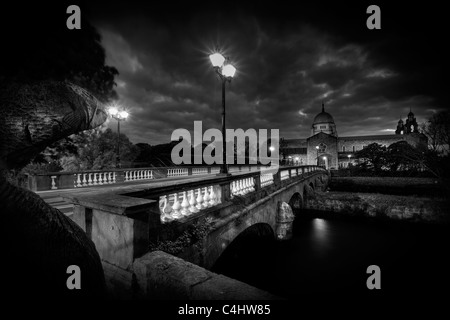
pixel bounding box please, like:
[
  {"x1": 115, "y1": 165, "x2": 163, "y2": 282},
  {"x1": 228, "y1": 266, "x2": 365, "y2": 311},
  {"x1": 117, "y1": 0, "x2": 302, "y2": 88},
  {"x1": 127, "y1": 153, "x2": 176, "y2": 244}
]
[
  {"x1": 405, "y1": 108, "x2": 418, "y2": 133},
  {"x1": 395, "y1": 118, "x2": 404, "y2": 135}
]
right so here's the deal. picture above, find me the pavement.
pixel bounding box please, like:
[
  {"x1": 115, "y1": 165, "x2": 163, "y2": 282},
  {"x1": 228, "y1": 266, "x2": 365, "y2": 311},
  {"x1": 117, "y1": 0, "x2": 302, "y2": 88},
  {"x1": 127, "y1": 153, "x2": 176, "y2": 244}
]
[{"x1": 35, "y1": 171, "x2": 245, "y2": 217}]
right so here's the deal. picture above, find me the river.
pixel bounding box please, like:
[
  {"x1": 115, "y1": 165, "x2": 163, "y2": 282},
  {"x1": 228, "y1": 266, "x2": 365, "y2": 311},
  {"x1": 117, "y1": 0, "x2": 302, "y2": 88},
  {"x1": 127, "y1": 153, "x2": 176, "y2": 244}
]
[{"x1": 212, "y1": 216, "x2": 450, "y2": 297}]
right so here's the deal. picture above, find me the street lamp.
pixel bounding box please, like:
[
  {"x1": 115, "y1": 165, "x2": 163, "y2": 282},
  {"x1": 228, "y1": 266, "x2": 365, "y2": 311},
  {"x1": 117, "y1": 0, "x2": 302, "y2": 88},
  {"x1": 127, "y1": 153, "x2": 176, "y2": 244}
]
[
  {"x1": 315, "y1": 145, "x2": 319, "y2": 165},
  {"x1": 209, "y1": 52, "x2": 236, "y2": 175},
  {"x1": 109, "y1": 106, "x2": 129, "y2": 168},
  {"x1": 322, "y1": 156, "x2": 327, "y2": 169},
  {"x1": 347, "y1": 154, "x2": 351, "y2": 167}
]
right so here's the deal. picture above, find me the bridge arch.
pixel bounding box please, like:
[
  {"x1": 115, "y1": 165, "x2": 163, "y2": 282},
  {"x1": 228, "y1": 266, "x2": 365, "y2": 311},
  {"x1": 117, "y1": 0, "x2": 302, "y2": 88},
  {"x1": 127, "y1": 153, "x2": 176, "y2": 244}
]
[
  {"x1": 288, "y1": 192, "x2": 303, "y2": 215},
  {"x1": 211, "y1": 223, "x2": 275, "y2": 278}
]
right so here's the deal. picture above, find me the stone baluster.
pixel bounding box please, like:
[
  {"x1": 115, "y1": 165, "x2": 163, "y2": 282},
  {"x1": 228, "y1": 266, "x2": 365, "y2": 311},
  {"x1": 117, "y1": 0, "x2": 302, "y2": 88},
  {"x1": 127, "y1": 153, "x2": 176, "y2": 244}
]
[
  {"x1": 51, "y1": 176, "x2": 57, "y2": 190},
  {"x1": 160, "y1": 195, "x2": 173, "y2": 223},
  {"x1": 171, "y1": 193, "x2": 182, "y2": 219},
  {"x1": 189, "y1": 190, "x2": 199, "y2": 213},
  {"x1": 202, "y1": 187, "x2": 210, "y2": 208},
  {"x1": 195, "y1": 188, "x2": 203, "y2": 210},
  {"x1": 76, "y1": 174, "x2": 82, "y2": 187},
  {"x1": 81, "y1": 173, "x2": 87, "y2": 186},
  {"x1": 249, "y1": 177, "x2": 255, "y2": 192},
  {"x1": 231, "y1": 181, "x2": 237, "y2": 196},
  {"x1": 181, "y1": 191, "x2": 190, "y2": 216},
  {"x1": 208, "y1": 186, "x2": 216, "y2": 206}
]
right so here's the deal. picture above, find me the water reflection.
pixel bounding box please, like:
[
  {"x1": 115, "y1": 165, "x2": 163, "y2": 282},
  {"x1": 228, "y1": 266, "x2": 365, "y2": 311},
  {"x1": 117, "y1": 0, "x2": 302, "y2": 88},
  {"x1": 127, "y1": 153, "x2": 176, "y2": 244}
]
[{"x1": 216, "y1": 216, "x2": 450, "y2": 296}]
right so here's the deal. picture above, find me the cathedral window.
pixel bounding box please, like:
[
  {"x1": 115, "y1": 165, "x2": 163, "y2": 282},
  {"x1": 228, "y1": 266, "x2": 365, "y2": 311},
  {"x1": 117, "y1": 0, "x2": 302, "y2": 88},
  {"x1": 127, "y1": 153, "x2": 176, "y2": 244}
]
[{"x1": 318, "y1": 143, "x2": 327, "y2": 153}]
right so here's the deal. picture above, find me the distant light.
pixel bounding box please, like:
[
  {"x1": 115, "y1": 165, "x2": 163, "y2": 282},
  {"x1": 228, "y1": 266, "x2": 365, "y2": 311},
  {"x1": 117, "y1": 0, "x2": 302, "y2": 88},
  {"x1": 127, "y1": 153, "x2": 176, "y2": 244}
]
[
  {"x1": 269, "y1": 146, "x2": 275, "y2": 152},
  {"x1": 222, "y1": 64, "x2": 236, "y2": 78},
  {"x1": 347, "y1": 154, "x2": 351, "y2": 158},
  {"x1": 295, "y1": 157, "x2": 299, "y2": 161},
  {"x1": 109, "y1": 107, "x2": 118, "y2": 116},
  {"x1": 315, "y1": 146, "x2": 319, "y2": 149},
  {"x1": 323, "y1": 156, "x2": 326, "y2": 160},
  {"x1": 119, "y1": 111, "x2": 129, "y2": 119},
  {"x1": 209, "y1": 53, "x2": 225, "y2": 68},
  {"x1": 288, "y1": 156, "x2": 292, "y2": 159}
]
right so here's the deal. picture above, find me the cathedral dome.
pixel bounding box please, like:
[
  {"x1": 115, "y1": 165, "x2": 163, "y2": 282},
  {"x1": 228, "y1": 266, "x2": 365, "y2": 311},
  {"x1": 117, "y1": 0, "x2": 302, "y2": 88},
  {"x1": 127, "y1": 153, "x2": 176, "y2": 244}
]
[
  {"x1": 313, "y1": 111, "x2": 335, "y2": 125},
  {"x1": 311, "y1": 103, "x2": 337, "y2": 137}
]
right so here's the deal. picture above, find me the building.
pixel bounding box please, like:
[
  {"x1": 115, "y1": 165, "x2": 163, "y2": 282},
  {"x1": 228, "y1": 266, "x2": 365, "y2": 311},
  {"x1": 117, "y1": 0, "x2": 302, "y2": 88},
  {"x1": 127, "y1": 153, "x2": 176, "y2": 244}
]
[{"x1": 282, "y1": 103, "x2": 427, "y2": 169}]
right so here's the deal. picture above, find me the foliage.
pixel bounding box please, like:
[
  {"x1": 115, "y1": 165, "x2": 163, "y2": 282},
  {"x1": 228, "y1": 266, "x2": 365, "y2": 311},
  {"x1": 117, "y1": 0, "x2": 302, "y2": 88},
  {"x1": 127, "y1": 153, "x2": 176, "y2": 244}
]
[
  {"x1": 0, "y1": 3, "x2": 118, "y2": 103},
  {"x1": 421, "y1": 110, "x2": 450, "y2": 154},
  {"x1": 354, "y1": 143, "x2": 387, "y2": 172},
  {"x1": 149, "y1": 218, "x2": 214, "y2": 255},
  {"x1": 61, "y1": 128, "x2": 139, "y2": 170}
]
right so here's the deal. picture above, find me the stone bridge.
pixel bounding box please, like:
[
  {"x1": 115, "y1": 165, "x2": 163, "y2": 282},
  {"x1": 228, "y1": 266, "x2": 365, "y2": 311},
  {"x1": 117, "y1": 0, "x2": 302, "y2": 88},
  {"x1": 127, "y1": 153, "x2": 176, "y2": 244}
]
[{"x1": 64, "y1": 165, "x2": 329, "y2": 298}]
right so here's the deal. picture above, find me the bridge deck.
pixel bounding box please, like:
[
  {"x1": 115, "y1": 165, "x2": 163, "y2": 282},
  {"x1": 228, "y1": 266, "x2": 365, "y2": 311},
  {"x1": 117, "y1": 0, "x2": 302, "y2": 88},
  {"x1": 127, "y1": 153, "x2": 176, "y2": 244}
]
[{"x1": 37, "y1": 172, "x2": 242, "y2": 216}]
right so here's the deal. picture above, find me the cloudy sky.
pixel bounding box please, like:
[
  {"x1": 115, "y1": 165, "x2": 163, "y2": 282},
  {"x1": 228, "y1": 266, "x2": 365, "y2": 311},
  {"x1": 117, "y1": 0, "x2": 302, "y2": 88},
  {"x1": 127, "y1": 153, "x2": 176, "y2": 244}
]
[{"x1": 85, "y1": 1, "x2": 448, "y2": 145}]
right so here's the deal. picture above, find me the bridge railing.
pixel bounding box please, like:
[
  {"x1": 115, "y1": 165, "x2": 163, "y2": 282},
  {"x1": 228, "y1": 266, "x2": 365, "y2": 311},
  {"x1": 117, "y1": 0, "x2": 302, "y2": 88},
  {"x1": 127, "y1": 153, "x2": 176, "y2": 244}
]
[
  {"x1": 28, "y1": 165, "x2": 268, "y2": 192},
  {"x1": 64, "y1": 164, "x2": 327, "y2": 280},
  {"x1": 119, "y1": 165, "x2": 327, "y2": 224}
]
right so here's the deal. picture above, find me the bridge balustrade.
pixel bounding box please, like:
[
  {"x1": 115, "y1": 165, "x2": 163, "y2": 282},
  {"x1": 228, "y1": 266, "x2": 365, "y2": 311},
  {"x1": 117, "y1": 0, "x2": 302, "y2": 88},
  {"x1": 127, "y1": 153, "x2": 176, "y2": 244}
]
[{"x1": 152, "y1": 165, "x2": 325, "y2": 223}]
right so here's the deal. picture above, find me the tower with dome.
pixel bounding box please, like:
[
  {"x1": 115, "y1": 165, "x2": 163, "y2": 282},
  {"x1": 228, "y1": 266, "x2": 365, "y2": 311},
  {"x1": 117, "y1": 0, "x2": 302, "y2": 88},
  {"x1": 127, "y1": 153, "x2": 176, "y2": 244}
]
[{"x1": 282, "y1": 103, "x2": 427, "y2": 169}]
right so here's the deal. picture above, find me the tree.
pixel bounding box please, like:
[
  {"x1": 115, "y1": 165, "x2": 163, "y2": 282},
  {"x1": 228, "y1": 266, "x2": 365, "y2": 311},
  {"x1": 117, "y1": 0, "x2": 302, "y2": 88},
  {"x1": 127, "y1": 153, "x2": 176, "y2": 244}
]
[
  {"x1": 1, "y1": 3, "x2": 118, "y2": 103},
  {"x1": 58, "y1": 128, "x2": 139, "y2": 171},
  {"x1": 421, "y1": 110, "x2": 450, "y2": 154},
  {"x1": 354, "y1": 143, "x2": 387, "y2": 173},
  {"x1": 385, "y1": 141, "x2": 420, "y2": 173},
  {"x1": 420, "y1": 111, "x2": 450, "y2": 184}
]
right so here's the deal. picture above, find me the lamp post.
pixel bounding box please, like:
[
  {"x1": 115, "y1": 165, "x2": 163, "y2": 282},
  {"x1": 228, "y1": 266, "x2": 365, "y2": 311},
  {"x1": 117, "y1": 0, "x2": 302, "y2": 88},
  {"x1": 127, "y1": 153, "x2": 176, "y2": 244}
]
[
  {"x1": 209, "y1": 52, "x2": 236, "y2": 175},
  {"x1": 347, "y1": 154, "x2": 351, "y2": 167},
  {"x1": 109, "y1": 107, "x2": 129, "y2": 168},
  {"x1": 315, "y1": 145, "x2": 319, "y2": 166},
  {"x1": 323, "y1": 156, "x2": 327, "y2": 169}
]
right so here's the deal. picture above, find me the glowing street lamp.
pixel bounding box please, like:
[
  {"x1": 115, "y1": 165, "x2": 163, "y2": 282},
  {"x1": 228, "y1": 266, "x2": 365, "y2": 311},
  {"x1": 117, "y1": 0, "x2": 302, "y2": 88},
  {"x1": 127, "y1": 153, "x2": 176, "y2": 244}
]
[
  {"x1": 316, "y1": 145, "x2": 319, "y2": 165},
  {"x1": 109, "y1": 106, "x2": 129, "y2": 168},
  {"x1": 209, "y1": 52, "x2": 237, "y2": 175},
  {"x1": 347, "y1": 154, "x2": 351, "y2": 167}
]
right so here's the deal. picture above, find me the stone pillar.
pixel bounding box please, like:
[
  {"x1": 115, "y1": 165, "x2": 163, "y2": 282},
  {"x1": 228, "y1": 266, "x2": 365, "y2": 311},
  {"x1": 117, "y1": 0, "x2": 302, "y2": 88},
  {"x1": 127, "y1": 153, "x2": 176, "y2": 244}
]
[{"x1": 275, "y1": 202, "x2": 295, "y2": 240}]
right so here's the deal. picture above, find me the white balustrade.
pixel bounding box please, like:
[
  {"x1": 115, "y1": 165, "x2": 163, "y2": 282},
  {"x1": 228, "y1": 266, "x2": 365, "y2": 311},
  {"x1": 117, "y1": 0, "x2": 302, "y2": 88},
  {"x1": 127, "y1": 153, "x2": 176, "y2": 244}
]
[
  {"x1": 193, "y1": 168, "x2": 208, "y2": 175},
  {"x1": 260, "y1": 173, "x2": 274, "y2": 187},
  {"x1": 159, "y1": 185, "x2": 222, "y2": 223},
  {"x1": 123, "y1": 169, "x2": 154, "y2": 182},
  {"x1": 73, "y1": 170, "x2": 117, "y2": 188},
  {"x1": 280, "y1": 170, "x2": 289, "y2": 181},
  {"x1": 167, "y1": 168, "x2": 188, "y2": 177},
  {"x1": 290, "y1": 169, "x2": 297, "y2": 177},
  {"x1": 230, "y1": 177, "x2": 255, "y2": 197},
  {"x1": 211, "y1": 167, "x2": 220, "y2": 174}
]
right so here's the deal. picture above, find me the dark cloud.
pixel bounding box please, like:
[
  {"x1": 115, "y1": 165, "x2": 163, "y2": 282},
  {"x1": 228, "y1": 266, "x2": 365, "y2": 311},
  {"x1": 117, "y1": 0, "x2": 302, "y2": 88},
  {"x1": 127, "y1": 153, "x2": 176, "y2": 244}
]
[{"x1": 85, "y1": 1, "x2": 448, "y2": 144}]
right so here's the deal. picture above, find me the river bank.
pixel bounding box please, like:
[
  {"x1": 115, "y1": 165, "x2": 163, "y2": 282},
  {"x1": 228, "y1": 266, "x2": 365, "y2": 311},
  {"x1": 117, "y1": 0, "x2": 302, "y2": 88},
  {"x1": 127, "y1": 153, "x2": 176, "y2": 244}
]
[{"x1": 305, "y1": 191, "x2": 450, "y2": 224}]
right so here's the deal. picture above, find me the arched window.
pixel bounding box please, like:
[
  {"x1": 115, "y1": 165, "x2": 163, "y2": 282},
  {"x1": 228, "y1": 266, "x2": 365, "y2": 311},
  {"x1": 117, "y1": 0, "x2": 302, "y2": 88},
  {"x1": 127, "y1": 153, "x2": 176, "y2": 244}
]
[
  {"x1": 342, "y1": 146, "x2": 346, "y2": 152},
  {"x1": 352, "y1": 146, "x2": 355, "y2": 152}
]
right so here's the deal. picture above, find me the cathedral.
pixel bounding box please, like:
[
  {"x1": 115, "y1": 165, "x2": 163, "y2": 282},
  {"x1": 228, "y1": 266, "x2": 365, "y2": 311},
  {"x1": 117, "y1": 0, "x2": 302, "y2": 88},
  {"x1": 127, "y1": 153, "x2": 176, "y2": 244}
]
[{"x1": 282, "y1": 103, "x2": 427, "y2": 169}]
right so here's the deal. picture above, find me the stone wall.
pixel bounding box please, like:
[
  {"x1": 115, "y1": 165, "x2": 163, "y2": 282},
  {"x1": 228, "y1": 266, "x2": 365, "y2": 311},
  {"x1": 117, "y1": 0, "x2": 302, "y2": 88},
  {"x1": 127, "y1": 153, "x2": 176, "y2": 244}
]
[
  {"x1": 305, "y1": 191, "x2": 450, "y2": 224},
  {"x1": 307, "y1": 133, "x2": 339, "y2": 169},
  {"x1": 133, "y1": 251, "x2": 279, "y2": 300}
]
